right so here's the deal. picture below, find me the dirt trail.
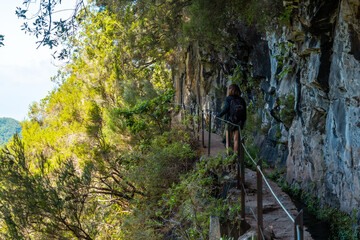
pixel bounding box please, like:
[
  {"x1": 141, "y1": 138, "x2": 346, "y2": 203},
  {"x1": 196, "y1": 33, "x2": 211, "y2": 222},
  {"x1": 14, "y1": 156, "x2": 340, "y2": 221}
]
[{"x1": 200, "y1": 130, "x2": 313, "y2": 240}]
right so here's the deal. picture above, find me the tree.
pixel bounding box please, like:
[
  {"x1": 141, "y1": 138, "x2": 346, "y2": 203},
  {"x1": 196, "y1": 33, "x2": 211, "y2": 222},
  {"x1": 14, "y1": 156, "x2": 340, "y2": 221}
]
[
  {"x1": 7, "y1": 0, "x2": 289, "y2": 238},
  {"x1": 0, "y1": 35, "x2": 4, "y2": 47},
  {"x1": 0, "y1": 6, "x2": 175, "y2": 238},
  {"x1": 0, "y1": 135, "x2": 97, "y2": 239},
  {"x1": 16, "y1": 0, "x2": 87, "y2": 58},
  {"x1": 16, "y1": 0, "x2": 285, "y2": 59}
]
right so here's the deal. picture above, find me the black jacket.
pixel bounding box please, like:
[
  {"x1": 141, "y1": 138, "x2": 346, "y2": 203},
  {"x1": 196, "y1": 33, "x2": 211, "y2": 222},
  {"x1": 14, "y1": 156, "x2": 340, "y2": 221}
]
[{"x1": 217, "y1": 95, "x2": 246, "y2": 125}]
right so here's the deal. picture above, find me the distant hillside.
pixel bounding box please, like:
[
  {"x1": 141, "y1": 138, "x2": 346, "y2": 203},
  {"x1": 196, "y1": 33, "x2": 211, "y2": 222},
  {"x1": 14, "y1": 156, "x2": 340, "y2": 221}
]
[{"x1": 0, "y1": 118, "x2": 21, "y2": 146}]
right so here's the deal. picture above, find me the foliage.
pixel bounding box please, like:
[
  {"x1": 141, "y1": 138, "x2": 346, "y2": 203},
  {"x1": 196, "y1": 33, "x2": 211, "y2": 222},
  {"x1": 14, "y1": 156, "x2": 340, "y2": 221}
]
[
  {"x1": 17, "y1": 0, "x2": 287, "y2": 57},
  {"x1": 6, "y1": 0, "x2": 310, "y2": 239},
  {"x1": 277, "y1": 6, "x2": 293, "y2": 26},
  {"x1": 16, "y1": 0, "x2": 86, "y2": 54},
  {"x1": 229, "y1": 64, "x2": 262, "y2": 98},
  {"x1": 98, "y1": 0, "x2": 285, "y2": 47},
  {"x1": 298, "y1": 191, "x2": 359, "y2": 240},
  {"x1": 0, "y1": 134, "x2": 97, "y2": 239},
  {"x1": 0, "y1": 35, "x2": 4, "y2": 47},
  {"x1": 0, "y1": 2, "x2": 208, "y2": 238},
  {"x1": 0, "y1": 118, "x2": 21, "y2": 146},
  {"x1": 97, "y1": 0, "x2": 190, "y2": 53},
  {"x1": 182, "y1": 0, "x2": 241, "y2": 45},
  {"x1": 272, "y1": 174, "x2": 360, "y2": 240},
  {"x1": 0, "y1": 4, "x2": 179, "y2": 239},
  {"x1": 276, "y1": 94, "x2": 296, "y2": 129},
  {"x1": 112, "y1": 90, "x2": 174, "y2": 141},
  {"x1": 274, "y1": 41, "x2": 294, "y2": 81},
  {"x1": 119, "y1": 128, "x2": 198, "y2": 239},
  {"x1": 157, "y1": 154, "x2": 241, "y2": 240}
]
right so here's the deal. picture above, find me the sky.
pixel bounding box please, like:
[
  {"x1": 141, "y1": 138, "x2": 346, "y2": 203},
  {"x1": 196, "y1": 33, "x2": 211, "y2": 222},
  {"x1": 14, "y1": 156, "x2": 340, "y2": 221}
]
[{"x1": 0, "y1": 0, "x2": 80, "y2": 121}]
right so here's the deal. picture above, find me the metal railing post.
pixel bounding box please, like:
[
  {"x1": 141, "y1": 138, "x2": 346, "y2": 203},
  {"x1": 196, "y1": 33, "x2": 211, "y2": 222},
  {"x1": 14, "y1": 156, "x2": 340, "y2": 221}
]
[
  {"x1": 294, "y1": 210, "x2": 304, "y2": 240},
  {"x1": 208, "y1": 111, "x2": 212, "y2": 156},
  {"x1": 257, "y1": 159, "x2": 263, "y2": 240}
]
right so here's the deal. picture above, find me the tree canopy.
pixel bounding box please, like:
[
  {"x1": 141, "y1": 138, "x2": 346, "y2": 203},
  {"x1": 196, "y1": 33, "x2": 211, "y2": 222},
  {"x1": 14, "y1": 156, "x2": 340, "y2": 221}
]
[
  {"x1": 15, "y1": 0, "x2": 285, "y2": 58},
  {"x1": 0, "y1": 3, "x2": 189, "y2": 238}
]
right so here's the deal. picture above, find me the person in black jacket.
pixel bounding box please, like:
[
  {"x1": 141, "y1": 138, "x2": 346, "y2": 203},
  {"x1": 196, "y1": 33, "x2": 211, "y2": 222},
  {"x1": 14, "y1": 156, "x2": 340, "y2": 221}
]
[{"x1": 215, "y1": 84, "x2": 246, "y2": 153}]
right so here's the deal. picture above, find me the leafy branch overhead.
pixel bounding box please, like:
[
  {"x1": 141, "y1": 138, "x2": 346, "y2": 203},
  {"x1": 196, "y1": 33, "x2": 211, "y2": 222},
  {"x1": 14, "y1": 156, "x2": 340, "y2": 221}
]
[
  {"x1": 16, "y1": 0, "x2": 86, "y2": 55},
  {"x1": 16, "y1": 0, "x2": 286, "y2": 57},
  {"x1": 0, "y1": 35, "x2": 4, "y2": 47}
]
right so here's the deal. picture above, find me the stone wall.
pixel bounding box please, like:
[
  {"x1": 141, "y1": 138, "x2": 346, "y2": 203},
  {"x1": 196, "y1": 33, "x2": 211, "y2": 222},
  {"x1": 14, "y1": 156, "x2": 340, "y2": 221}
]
[{"x1": 172, "y1": 0, "x2": 360, "y2": 214}]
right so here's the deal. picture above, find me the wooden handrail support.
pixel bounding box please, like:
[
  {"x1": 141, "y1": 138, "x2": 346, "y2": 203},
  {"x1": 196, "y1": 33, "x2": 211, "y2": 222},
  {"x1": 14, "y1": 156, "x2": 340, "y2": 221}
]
[
  {"x1": 294, "y1": 210, "x2": 304, "y2": 240},
  {"x1": 257, "y1": 159, "x2": 263, "y2": 240}
]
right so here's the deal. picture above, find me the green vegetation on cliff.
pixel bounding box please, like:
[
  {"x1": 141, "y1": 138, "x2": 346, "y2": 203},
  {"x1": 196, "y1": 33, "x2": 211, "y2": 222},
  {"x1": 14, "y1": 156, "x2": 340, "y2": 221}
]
[
  {"x1": 0, "y1": 0, "x2": 333, "y2": 239},
  {"x1": 0, "y1": 3, "x2": 195, "y2": 239},
  {"x1": 0, "y1": 118, "x2": 21, "y2": 146}
]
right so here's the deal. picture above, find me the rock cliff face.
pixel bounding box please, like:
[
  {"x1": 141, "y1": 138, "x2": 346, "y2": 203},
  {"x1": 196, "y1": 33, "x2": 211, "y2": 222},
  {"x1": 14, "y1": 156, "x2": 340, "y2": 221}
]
[
  {"x1": 172, "y1": 0, "x2": 360, "y2": 214},
  {"x1": 284, "y1": 0, "x2": 360, "y2": 213}
]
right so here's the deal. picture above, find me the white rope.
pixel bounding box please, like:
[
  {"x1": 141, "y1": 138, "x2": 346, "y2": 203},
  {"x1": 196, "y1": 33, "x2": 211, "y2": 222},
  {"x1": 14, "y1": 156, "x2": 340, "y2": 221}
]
[
  {"x1": 250, "y1": 207, "x2": 258, "y2": 222},
  {"x1": 240, "y1": 129, "x2": 295, "y2": 222},
  {"x1": 259, "y1": 225, "x2": 266, "y2": 240},
  {"x1": 256, "y1": 165, "x2": 295, "y2": 223},
  {"x1": 297, "y1": 225, "x2": 301, "y2": 240}
]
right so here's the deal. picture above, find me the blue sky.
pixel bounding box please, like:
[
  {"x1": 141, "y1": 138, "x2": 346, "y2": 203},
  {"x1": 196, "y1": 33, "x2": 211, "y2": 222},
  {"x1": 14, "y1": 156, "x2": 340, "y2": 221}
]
[{"x1": 0, "y1": 0, "x2": 80, "y2": 121}]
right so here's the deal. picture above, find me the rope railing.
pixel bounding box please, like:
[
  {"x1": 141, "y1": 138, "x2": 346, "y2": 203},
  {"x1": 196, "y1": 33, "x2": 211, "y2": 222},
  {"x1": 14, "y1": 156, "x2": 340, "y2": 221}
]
[
  {"x1": 256, "y1": 164, "x2": 295, "y2": 223},
  {"x1": 171, "y1": 102, "x2": 304, "y2": 240},
  {"x1": 239, "y1": 129, "x2": 295, "y2": 223}
]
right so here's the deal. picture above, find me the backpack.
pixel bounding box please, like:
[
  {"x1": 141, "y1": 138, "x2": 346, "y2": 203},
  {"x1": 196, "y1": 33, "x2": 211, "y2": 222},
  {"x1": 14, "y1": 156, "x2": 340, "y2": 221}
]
[{"x1": 229, "y1": 97, "x2": 246, "y2": 128}]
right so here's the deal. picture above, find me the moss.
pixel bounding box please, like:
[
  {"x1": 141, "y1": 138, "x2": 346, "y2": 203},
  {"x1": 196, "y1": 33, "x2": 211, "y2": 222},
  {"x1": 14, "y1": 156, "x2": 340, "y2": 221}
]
[
  {"x1": 274, "y1": 124, "x2": 281, "y2": 139},
  {"x1": 277, "y1": 94, "x2": 296, "y2": 128},
  {"x1": 274, "y1": 41, "x2": 295, "y2": 81}
]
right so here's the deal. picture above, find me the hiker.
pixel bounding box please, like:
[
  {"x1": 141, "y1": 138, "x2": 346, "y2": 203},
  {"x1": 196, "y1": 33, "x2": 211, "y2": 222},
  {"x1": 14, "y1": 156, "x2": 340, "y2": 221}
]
[{"x1": 215, "y1": 84, "x2": 246, "y2": 153}]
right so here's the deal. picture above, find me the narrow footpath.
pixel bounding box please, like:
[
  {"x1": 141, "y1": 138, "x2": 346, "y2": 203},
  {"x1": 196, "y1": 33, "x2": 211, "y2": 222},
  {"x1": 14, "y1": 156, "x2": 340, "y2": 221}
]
[{"x1": 200, "y1": 130, "x2": 313, "y2": 240}]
